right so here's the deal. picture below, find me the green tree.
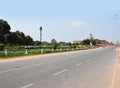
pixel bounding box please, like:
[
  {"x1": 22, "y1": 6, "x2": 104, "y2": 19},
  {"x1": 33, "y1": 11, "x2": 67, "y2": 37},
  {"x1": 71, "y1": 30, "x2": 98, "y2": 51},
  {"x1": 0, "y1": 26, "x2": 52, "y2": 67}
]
[
  {"x1": 5, "y1": 32, "x2": 22, "y2": 45},
  {"x1": 5, "y1": 31, "x2": 33, "y2": 46},
  {"x1": 0, "y1": 19, "x2": 11, "y2": 43},
  {"x1": 34, "y1": 41, "x2": 40, "y2": 46},
  {"x1": 25, "y1": 35, "x2": 33, "y2": 45},
  {"x1": 0, "y1": 43, "x2": 4, "y2": 51},
  {"x1": 14, "y1": 31, "x2": 25, "y2": 45},
  {"x1": 4, "y1": 33, "x2": 13, "y2": 45},
  {"x1": 58, "y1": 41, "x2": 66, "y2": 48},
  {"x1": 0, "y1": 19, "x2": 34, "y2": 46},
  {"x1": 81, "y1": 39, "x2": 90, "y2": 45},
  {"x1": 66, "y1": 42, "x2": 72, "y2": 46},
  {"x1": 89, "y1": 38, "x2": 96, "y2": 45},
  {"x1": 42, "y1": 41, "x2": 49, "y2": 47},
  {"x1": 51, "y1": 39, "x2": 58, "y2": 50}
]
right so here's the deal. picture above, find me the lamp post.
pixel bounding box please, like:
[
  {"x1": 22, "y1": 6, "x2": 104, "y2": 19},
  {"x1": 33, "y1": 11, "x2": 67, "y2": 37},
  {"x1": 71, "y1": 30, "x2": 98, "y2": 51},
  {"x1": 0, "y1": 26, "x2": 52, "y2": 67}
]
[{"x1": 39, "y1": 26, "x2": 42, "y2": 49}]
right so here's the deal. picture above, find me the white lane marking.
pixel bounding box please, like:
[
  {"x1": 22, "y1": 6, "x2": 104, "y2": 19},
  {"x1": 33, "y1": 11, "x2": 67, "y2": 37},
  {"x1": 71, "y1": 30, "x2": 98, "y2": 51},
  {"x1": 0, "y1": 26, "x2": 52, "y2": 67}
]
[
  {"x1": 0, "y1": 63, "x2": 46, "y2": 74},
  {"x1": 86, "y1": 59, "x2": 90, "y2": 62},
  {"x1": 0, "y1": 60, "x2": 59, "y2": 74},
  {"x1": 111, "y1": 51, "x2": 118, "y2": 88},
  {"x1": 0, "y1": 68, "x2": 19, "y2": 74},
  {"x1": 53, "y1": 69, "x2": 67, "y2": 76},
  {"x1": 75, "y1": 63, "x2": 82, "y2": 67},
  {"x1": 22, "y1": 83, "x2": 33, "y2": 88}
]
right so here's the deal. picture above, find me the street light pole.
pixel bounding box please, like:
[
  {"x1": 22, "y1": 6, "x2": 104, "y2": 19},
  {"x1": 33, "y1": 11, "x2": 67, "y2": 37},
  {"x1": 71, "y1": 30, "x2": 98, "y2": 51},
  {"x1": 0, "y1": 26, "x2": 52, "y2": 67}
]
[{"x1": 40, "y1": 26, "x2": 42, "y2": 49}]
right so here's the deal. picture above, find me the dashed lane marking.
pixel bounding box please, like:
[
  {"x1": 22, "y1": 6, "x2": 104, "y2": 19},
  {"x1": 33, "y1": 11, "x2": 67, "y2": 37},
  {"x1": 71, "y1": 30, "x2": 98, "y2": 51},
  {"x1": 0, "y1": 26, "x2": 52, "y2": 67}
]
[
  {"x1": 53, "y1": 69, "x2": 67, "y2": 76},
  {"x1": 75, "y1": 63, "x2": 82, "y2": 67},
  {"x1": 22, "y1": 83, "x2": 34, "y2": 88}
]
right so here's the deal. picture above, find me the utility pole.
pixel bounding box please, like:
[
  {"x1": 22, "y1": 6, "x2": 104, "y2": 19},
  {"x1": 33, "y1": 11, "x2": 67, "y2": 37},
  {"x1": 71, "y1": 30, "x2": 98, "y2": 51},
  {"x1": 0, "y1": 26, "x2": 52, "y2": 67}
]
[{"x1": 39, "y1": 26, "x2": 42, "y2": 49}]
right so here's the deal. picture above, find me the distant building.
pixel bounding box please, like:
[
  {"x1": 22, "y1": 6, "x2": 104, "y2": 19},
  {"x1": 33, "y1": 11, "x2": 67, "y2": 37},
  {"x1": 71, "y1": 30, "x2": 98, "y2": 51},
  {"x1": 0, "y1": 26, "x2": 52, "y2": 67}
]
[
  {"x1": 73, "y1": 40, "x2": 81, "y2": 44},
  {"x1": 95, "y1": 39, "x2": 111, "y2": 47}
]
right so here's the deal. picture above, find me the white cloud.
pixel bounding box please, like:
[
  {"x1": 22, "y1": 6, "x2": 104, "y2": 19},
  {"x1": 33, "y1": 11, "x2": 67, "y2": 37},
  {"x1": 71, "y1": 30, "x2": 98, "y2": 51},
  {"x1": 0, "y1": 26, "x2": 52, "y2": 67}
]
[{"x1": 71, "y1": 20, "x2": 86, "y2": 28}]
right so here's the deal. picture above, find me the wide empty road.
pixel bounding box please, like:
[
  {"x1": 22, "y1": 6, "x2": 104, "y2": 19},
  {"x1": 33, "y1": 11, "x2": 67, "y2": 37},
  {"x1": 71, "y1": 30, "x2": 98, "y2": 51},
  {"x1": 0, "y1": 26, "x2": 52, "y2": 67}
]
[{"x1": 0, "y1": 46, "x2": 118, "y2": 88}]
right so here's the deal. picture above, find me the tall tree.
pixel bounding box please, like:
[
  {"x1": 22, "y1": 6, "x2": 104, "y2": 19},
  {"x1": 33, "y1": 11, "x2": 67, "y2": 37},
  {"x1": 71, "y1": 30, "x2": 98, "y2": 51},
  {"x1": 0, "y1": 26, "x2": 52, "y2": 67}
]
[
  {"x1": 81, "y1": 39, "x2": 90, "y2": 45},
  {"x1": 14, "y1": 31, "x2": 25, "y2": 45},
  {"x1": 0, "y1": 19, "x2": 10, "y2": 35},
  {"x1": 25, "y1": 35, "x2": 33, "y2": 45},
  {"x1": 0, "y1": 19, "x2": 11, "y2": 43},
  {"x1": 34, "y1": 41, "x2": 40, "y2": 46},
  {"x1": 51, "y1": 39, "x2": 58, "y2": 50},
  {"x1": 90, "y1": 38, "x2": 96, "y2": 45},
  {"x1": 42, "y1": 41, "x2": 49, "y2": 47},
  {"x1": 5, "y1": 31, "x2": 33, "y2": 46}
]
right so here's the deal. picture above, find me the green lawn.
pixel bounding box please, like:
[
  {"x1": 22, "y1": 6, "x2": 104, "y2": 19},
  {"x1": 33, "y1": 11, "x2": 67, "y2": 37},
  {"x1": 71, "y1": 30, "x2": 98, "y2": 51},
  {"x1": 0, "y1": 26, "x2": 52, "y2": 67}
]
[{"x1": 0, "y1": 46, "x2": 92, "y2": 58}]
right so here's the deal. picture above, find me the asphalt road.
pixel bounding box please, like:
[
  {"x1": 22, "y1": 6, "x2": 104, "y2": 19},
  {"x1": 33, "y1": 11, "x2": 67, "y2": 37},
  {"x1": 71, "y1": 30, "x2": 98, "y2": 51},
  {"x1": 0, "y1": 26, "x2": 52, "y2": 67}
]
[{"x1": 0, "y1": 46, "x2": 118, "y2": 88}]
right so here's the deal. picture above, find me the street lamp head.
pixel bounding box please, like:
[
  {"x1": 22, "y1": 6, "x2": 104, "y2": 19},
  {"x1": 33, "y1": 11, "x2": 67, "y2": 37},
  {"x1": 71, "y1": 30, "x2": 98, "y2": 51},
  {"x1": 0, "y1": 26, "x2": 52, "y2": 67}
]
[{"x1": 40, "y1": 26, "x2": 42, "y2": 31}]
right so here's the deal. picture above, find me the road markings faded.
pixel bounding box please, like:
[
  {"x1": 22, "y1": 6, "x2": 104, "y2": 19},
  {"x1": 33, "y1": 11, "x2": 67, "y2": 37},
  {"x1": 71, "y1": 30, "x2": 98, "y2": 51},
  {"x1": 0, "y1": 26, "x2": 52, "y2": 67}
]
[
  {"x1": 0, "y1": 63, "x2": 46, "y2": 74},
  {"x1": 0, "y1": 60, "x2": 60, "y2": 74},
  {"x1": 0, "y1": 68, "x2": 19, "y2": 74},
  {"x1": 22, "y1": 83, "x2": 33, "y2": 88},
  {"x1": 53, "y1": 69, "x2": 67, "y2": 76},
  {"x1": 75, "y1": 63, "x2": 82, "y2": 67}
]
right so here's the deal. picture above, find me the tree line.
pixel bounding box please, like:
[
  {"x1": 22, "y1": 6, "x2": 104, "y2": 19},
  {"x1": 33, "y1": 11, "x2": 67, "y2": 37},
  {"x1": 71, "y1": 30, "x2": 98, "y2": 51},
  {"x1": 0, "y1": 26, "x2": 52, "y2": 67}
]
[
  {"x1": 0, "y1": 19, "x2": 33, "y2": 46},
  {"x1": 0, "y1": 19, "x2": 96, "y2": 51}
]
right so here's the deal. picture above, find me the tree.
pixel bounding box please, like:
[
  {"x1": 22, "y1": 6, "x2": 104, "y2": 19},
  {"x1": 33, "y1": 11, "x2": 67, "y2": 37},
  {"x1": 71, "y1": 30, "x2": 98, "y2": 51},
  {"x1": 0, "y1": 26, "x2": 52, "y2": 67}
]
[
  {"x1": 42, "y1": 41, "x2": 49, "y2": 47},
  {"x1": 51, "y1": 39, "x2": 58, "y2": 50},
  {"x1": 4, "y1": 31, "x2": 33, "y2": 46},
  {"x1": 25, "y1": 35, "x2": 33, "y2": 45},
  {"x1": 0, "y1": 19, "x2": 10, "y2": 35},
  {"x1": 81, "y1": 39, "x2": 90, "y2": 45},
  {"x1": 0, "y1": 19, "x2": 34, "y2": 46},
  {"x1": 0, "y1": 35, "x2": 4, "y2": 43},
  {"x1": 4, "y1": 33, "x2": 13, "y2": 45},
  {"x1": 90, "y1": 39, "x2": 96, "y2": 45},
  {"x1": 89, "y1": 37, "x2": 96, "y2": 45},
  {"x1": 34, "y1": 41, "x2": 40, "y2": 46},
  {"x1": 0, "y1": 19, "x2": 11, "y2": 43},
  {"x1": 14, "y1": 31, "x2": 25, "y2": 45},
  {"x1": 4, "y1": 32, "x2": 21, "y2": 45},
  {"x1": 66, "y1": 42, "x2": 72, "y2": 46},
  {"x1": 58, "y1": 41, "x2": 66, "y2": 47},
  {"x1": 0, "y1": 43, "x2": 4, "y2": 51}
]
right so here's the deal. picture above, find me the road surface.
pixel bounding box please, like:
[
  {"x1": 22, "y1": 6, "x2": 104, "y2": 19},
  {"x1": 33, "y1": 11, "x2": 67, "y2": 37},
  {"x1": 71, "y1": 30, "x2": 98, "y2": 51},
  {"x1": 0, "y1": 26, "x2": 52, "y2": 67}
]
[{"x1": 0, "y1": 46, "x2": 118, "y2": 88}]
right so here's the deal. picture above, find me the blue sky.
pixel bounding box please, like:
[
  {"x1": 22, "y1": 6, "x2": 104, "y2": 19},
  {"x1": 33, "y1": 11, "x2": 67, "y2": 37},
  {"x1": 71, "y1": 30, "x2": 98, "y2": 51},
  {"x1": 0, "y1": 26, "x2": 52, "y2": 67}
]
[{"x1": 0, "y1": 0, "x2": 120, "y2": 43}]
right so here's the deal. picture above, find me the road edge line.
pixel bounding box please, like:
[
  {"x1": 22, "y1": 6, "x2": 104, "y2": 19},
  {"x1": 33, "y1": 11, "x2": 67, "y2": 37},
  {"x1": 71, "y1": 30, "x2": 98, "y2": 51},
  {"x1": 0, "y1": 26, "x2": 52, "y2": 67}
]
[{"x1": 111, "y1": 51, "x2": 119, "y2": 88}]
